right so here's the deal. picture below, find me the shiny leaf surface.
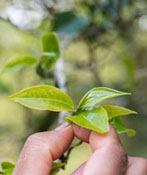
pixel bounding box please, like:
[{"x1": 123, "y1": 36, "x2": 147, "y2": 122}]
[
  {"x1": 66, "y1": 107, "x2": 109, "y2": 133},
  {"x1": 102, "y1": 105, "x2": 137, "y2": 119},
  {"x1": 9, "y1": 85, "x2": 74, "y2": 112},
  {"x1": 77, "y1": 87, "x2": 131, "y2": 109}
]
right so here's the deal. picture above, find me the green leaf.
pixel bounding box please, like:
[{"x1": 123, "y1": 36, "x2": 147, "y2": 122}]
[
  {"x1": 0, "y1": 54, "x2": 38, "y2": 74},
  {"x1": 77, "y1": 87, "x2": 131, "y2": 110},
  {"x1": 110, "y1": 116, "x2": 136, "y2": 136},
  {"x1": 1, "y1": 162, "x2": 15, "y2": 170},
  {"x1": 66, "y1": 107, "x2": 109, "y2": 133},
  {"x1": 3, "y1": 168, "x2": 14, "y2": 175},
  {"x1": 50, "y1": 163, "x2": 65, "y2": 175},
  {"x1": 1, "y1": 162, "x2": 15, "y2": 175},
  {"x1": 9, "y1": 85, "x2": 74, "y2": 112},
  {"x1": 102, "y1": 105, "x2": 137, "y2": 119},
  {"x1": 41, "y1": 33, "x2": 60, "y2": 69}
]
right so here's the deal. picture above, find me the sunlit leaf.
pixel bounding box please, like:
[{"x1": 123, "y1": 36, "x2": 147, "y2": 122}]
[
  {"x1": 66, "y1": 107, "x2": 109, "y2": 133},
  {"x1": 110, "y1": 116, "x2": 136, "y2": 136},
  {"x1": 102, "y1": 105, "x2": 137, "y2": 119},
  {"x1": 9, "y1": 85, "x2": 74, "y2": 112},
  {"x1": 41, "y1": 33, "x2": 60, "y2": 69},
  {"x1": 77, "y1": 87, "x2": 131, "y2": 110},
  {"x1": 50, "y1": 163, "x2": 65, "y2": 175},
  {"x1": 0, "y1": 54, "x2": 38, "y2": 74}
]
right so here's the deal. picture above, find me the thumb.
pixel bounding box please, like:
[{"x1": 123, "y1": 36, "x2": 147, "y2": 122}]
[{"x1": 83, "y1": 125, "x2": 128, "y2": 175}]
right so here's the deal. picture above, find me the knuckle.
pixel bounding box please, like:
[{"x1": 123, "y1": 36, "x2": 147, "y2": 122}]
[{"x1": 26, "y1": 132, "x2": 44, "y2": 145}]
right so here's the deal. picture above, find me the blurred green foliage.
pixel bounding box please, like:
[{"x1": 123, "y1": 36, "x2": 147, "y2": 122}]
[{"x1": 0, "y1": 0, "x2": 147, "y2": 173}]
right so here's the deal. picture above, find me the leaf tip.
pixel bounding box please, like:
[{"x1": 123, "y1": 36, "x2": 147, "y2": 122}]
[
  {"x1": 127, "y1": 129, "x2": 136, "y2": 136},
  {"x1": 8, "y1": 94, "x2": 16, "y2": 101}
]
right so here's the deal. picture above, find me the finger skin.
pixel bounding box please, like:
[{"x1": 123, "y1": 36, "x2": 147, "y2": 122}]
[
  {"x1": 72, "y1": 163, "x2": 85, "y2": 175},
  {"x1": 73, "y1": 157, "x2": 147, "y2": 175},
  {"x1": 126, "y1": 156, "x2": 147, "y2": 175},
  {"x1": 13, "y1": 125, "x2": 74, "y2": 175},
  {"x1": 72, "y1": 124, "x2": 128, "y2": 175}
]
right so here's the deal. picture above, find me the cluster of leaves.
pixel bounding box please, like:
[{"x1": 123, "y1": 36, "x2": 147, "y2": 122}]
[
  {"x1": 9, "y1": 85, "x2": 137, "y2": 135},
  {"x1": 0, "y1": 32, "x2": 137, "y2": 135},
  {"x1": 0, "y1": 33, "x2": 60, "y2": 76}
]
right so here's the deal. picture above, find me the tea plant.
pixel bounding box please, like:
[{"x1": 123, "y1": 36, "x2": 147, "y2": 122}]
[{"x1": 0, "y1": 32, "x2": 137, "y2": 174}]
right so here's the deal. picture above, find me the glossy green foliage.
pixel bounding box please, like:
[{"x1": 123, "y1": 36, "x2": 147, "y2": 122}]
[
  {"x1": 1, "y1": 162, "x2": 15, "y2": 175},
  {"x1": 41, "y1": 33, "x2": 60, "y2": 69},
  {"x1": 50, "y1": 163, "x2": 65, "y2": 175},
  {"x1": 9, "y1": 85, "x2": 136, "y2": 135},
  {"x1": 0, "y1": 54, "x2": 37, "y2": 74},
  {"x1": 66, "y1": 107, "x2": 109, "y2": 133},
  {"x1": 110, "y1": 117, "x2": 136, "y2": 136},
  {"x1": 77, "y1": 87, "x2": 131, "y2": 110},
  {"x1": 9, "y1": 85, "x2": 74, "y2": 112},
  {"x1": 102, "y1": 105, "x2": 137, "y2": 119}
]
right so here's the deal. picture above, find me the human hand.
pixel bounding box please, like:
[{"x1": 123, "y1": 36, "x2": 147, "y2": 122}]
[{"x1": 13, "y1": 123, "x2": 147, "y2": 175}]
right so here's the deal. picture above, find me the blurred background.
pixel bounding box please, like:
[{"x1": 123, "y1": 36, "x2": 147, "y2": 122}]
[{"x1": 0, "y1": 0, "x2": 147, "y2": 173}]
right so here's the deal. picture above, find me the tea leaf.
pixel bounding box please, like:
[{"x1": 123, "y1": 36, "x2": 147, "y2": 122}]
[
  {"x1": 66, "y1": 107, "x2": 109, "y2": 133},
  {"x1": 50, "y1": 163, "x2": 65, "y2": 175},
  {"x1": 3, "y1": 168, "x2": 14, "y2": 175},
  {"x1": 1, "y1": 162, "x2": 15, "y2": 175},
  {"x1": 102, "y1": 105, "x2": 137, "y2": 119},
  {"x1": 9, "y1": 85, "x2": 74, "y2": 112},
  {"x1": 0, "y1": 54, "x2": 37, "y2": 74},
  {"x1": 1, "y1": 162, "x2": 15, "y2": 170},
  {"x1": 77, "y1": 87, "x2": 130, "y2": 110},
  {"x1": 110, "y1": 116, "x2": 136, "y2": 136},
  {"x1": 41, "y1": 33, "x2": 60, "y2": 69}
]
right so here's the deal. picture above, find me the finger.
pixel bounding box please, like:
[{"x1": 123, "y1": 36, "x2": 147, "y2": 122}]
[
  {"x1": 72, "y1": 124, "x2": 91, "y2": 143},
  {"x1": 72, "y1": 163, "x2": 85, "y2": 175},
  {"x1": 126, "y1": 156, "x2": 147, "y2": 175},
  {"x1": 13, "y1": 123, "x2": 74, "y2": 175},
  {"x1": 73, "y1": 124, "x2": 128, "y2": 175}
]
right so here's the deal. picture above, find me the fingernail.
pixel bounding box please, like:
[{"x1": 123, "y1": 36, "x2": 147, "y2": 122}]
[{"x1": 55, "y1": 122, "x2": 70, "y2": 131}]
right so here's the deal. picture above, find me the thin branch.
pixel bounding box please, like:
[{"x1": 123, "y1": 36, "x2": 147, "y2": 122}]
[{"x1": 55, "y1": 36, "x2": 75, "y2": 125}]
